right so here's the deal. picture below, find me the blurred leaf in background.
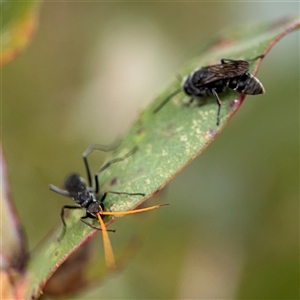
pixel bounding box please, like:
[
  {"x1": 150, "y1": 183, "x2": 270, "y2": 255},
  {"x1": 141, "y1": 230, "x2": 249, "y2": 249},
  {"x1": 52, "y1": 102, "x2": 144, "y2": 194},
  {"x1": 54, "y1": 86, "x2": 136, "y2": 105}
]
[
  {"x1": 2, "y1": 1, "x2": 299, "y2": 299},
  {"x1": 1, "y1": 1, "x2": 39, "y2": 65}
]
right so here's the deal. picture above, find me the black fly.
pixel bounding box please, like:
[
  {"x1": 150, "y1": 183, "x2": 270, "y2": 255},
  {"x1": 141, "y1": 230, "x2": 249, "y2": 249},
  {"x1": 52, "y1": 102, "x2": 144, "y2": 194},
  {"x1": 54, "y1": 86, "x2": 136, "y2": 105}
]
[
  {"x1": 154, "y1": 55, "x2": 265, "y2": 125},
  {"x1": 50, "y1": 144, "x2": 166, "y2": 268}
]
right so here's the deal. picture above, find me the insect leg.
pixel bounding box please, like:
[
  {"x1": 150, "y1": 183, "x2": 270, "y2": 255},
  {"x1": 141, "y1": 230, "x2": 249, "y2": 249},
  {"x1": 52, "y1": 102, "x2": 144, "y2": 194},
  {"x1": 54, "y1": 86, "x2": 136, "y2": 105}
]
[
  {"x1": 246, "y1": 54, "x2": 265, "y2": 62},
  {"x1": 183, "y1": 97, "x2": 195, "y2": 106},
  {"x1": 211, "y1": 88, "x2": 222, "y2": 126},
  {"x1": 82, "y1": 140, "x2": 121, "y2": 188},
  {"x1": 94, "y1": 146, "x2": 139, "y2": 194},
  {"x1": 220, "y1": 58, "x2": 240, "y2": 64},
  {"x1": 221, "y1": 54, "x2": 264, "y2": 65},
  {"x1": 100, "y1": 190, "x2": 144, "y2": 216},
  {"x1": 107, "y1": 190, "x2": 145, "y2": 197},
  {"x1": 58, "y1": 205, "x2": 82, "y2": 241}
]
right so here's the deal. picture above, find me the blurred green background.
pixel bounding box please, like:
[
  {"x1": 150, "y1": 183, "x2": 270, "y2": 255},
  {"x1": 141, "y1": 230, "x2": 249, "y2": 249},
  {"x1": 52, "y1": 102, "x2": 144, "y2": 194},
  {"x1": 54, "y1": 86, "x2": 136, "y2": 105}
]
[{"x1": 3, "y1": 2, "x2": 299, "y2": 299}]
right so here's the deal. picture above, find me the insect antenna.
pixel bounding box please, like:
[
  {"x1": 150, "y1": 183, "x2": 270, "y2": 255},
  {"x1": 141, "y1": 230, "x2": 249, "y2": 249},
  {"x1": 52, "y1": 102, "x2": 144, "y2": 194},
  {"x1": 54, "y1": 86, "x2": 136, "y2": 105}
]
[
  {"x1": 175, "y1": 73, "x2": 183, "y2": 82},
  {"x1": 101, "y1": 203, "x2": 169, "y2": 216},
  {"x1": 97, "y1": 203, "x2": 168, "y2": 269},
  {"x1": 153, "y1": 72, "x2": 184, "y2": 114},
  {"x1": 96, "y1": 213, "x2": 116, "y2": 269},
  {"x1": 153, "y1": 88, "x2": 182, "y2": 114}
]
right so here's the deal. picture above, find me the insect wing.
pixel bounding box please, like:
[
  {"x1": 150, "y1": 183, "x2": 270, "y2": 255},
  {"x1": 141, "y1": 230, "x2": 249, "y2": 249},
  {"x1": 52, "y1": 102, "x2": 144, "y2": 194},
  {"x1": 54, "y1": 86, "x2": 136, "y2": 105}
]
[
  {"x1": 219, "y1": 59, "x2": 250, "y2": 77},
  {"x1": 194, "y1": 60, "x2": 250, "y2": 86}
]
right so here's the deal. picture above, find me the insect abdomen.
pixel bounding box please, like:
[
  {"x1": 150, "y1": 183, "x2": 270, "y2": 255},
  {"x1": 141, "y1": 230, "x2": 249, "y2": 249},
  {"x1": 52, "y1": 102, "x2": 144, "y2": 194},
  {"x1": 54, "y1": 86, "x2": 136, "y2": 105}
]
[{"x1": 227, "y1": 73, "x2": 265, "y2": 95}]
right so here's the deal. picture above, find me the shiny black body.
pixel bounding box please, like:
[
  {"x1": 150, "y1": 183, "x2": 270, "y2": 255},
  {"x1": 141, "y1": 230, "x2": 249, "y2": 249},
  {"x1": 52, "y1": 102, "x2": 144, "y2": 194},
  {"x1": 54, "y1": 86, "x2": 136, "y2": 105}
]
[
  {"x1": 154, "y1": 55, "x2": 265, "y2": 125},
  {"x1": 50, "y1": 145, "x2": 144, "y2": 240},
  {"x1": 183, "y1": 65, "x2": 264, "y2": 97},
  {"x1": 183, "y1": 58, "x2": 264, "y2": 98}
]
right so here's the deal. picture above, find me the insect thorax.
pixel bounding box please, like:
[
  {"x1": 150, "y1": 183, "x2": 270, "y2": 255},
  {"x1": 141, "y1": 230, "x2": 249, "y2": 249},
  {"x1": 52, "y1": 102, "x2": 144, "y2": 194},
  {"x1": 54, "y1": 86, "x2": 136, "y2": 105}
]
[{"x1": 74, "y1": 190, "x2": 96, "y2": 207}]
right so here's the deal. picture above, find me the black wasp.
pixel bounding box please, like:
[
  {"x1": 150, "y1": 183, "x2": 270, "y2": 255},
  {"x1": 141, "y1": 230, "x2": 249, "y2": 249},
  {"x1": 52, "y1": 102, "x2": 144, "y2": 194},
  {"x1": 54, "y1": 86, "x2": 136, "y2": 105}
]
[
  {"x1": 154, "y1": 55, "x2": 265, "y2": 125},
  {"x1": 50, "y1": 144, "x2": 166, "y2": 269}
]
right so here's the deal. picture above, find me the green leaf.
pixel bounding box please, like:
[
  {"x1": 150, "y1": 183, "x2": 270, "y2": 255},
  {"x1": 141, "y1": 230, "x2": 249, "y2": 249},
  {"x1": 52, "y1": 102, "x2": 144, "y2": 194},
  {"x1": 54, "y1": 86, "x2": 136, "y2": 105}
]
[
  {"x1": 0, "y1": 1, "x2": 40, "y2": 65},
  {"x1": 25, "y1": 17, "x2": 299, "y2": 299}
]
